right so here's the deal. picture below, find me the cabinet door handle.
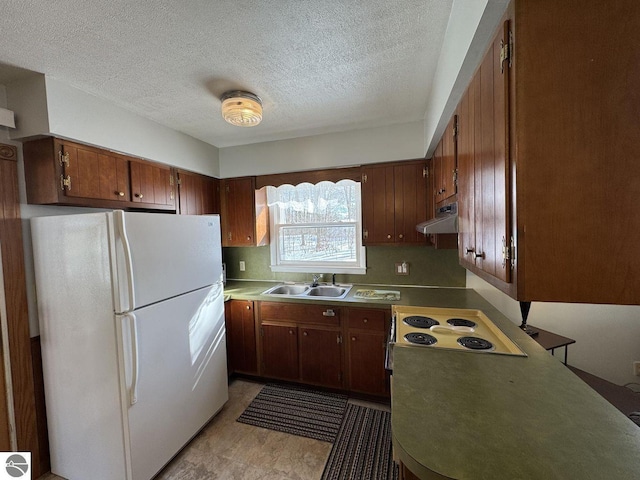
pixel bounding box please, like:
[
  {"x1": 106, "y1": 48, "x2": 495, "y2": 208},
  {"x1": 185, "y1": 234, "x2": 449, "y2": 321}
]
[
  {"x1": 323, "y1": 309, "x2": 336, "y2": 317},
  {"x1": 465, "y1": 247, "x2": 475, "y2": 254},
  {"x1": 245, "y1": 305, "x2": 251, "y2": 310},
  {"x1": 387, "y1": 234, "x2": 392, "y2": 239},
  {"x1": 474, "y1": 252, "x2": 485, "y2": 259},
  {"x1": 289, "y1": 329, "x2": 294, "y2": 335},
  {"x1": 351, "y1": 336, "x2": 356, "y2": 341},
  {"x1": 134, "y1": 193, "x2": 144, "y2": 199},
  {"x1": 116, "y1": 191, "x2": 125, "y2": 197},
  {"x1": 398, "y1": 234, "x2": 404, "y2": 239},
  {"x1": 363, "y1": 318, "x2": 368, "y2": 323},
  {"x1": 303, "y1": 331, "x2": 308, "y2": 336},
  {"x1": 246, "y1": 236, "x2": 251, "y2": 241}
]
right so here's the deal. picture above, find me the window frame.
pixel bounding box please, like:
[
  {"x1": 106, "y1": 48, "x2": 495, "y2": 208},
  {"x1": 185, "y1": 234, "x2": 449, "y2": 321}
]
[{"x1": 267, "y1": 181, "x2": 367, "y2": 275}]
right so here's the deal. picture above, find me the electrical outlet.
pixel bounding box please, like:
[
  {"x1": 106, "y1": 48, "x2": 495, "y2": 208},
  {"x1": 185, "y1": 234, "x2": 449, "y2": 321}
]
[
  {"x1": 239, "y1": 261, "x2": 246, "y2": 272},
  {"x1": 634, "y1": 361, "x2": 640, "y2": 376},
  {"x1": 395, "y1": 262, "x2": 409, "y2": 275}
]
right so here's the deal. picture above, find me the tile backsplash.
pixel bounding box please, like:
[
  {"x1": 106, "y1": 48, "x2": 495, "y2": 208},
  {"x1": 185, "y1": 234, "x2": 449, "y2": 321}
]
[{"x1": 223, "y1": 245, "x2": 465, "y2": 287}]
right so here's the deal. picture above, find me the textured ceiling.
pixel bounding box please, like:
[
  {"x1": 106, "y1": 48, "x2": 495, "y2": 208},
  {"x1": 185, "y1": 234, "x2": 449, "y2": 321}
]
[{"x1": 0, "y1": 0, "x2": 453, "y2": 148}]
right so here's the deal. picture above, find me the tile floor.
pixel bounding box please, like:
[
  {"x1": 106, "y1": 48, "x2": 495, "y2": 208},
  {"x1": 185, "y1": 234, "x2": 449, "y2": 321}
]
[{"x1": 39, "y1": 378, "x2": 390, "y2": 480}]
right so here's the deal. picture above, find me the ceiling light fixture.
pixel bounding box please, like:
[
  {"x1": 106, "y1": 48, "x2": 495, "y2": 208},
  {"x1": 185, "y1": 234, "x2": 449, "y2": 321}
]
[{"x1": 221, "y1": 90, "x2": 263, "y2": 127}]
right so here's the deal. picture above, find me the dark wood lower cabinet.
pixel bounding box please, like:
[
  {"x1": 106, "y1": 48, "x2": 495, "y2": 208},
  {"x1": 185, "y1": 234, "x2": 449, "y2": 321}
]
[
  {"x1": 347, "y1": 307, "x2": 390, "y2": 396},
  {"x1": 348, "y1": 331, "x2": 387, "y2": 395},
  {"x1": 261, "y1": 323, "x2": 299, "y2": 380},
  {"x1": 299, "y1": 327, "x2": 342, "y2": 388},
  {"x1": 242, "y1": 301, "x2": 390, "y2": 396},
  {"x1": 225, "y1": 300, "x2": 258, "y2": 375}
]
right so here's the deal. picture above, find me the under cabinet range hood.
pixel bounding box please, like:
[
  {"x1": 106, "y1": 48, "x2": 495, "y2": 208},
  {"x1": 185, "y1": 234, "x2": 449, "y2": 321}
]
[{"x1": 416, "y1": 202, "x2": 458, "y2": 234}]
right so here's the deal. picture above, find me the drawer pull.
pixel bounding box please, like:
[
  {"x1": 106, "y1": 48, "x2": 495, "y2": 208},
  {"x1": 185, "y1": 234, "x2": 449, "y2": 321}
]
[
  {"x1": 323, "y1": 309, "x2": 336, "y2": 317},
  {"x1": 363, "y1": 318, "x2": 368, "y2": 323},
  {"x1": 351, "y1": 336, "x2": 356, "y2": 341}
]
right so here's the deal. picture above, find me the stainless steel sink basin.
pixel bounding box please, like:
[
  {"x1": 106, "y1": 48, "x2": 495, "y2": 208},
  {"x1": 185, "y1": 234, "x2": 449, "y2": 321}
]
[
  {"x1": 307, "y1": 286, "x2": 347, "y2": 298},
  {"x1": 263, "y1": 284, "x2": 310, "y2": 295},
  {"x1": 262, "y1": 283, "x2": 352, "y2": 299}
]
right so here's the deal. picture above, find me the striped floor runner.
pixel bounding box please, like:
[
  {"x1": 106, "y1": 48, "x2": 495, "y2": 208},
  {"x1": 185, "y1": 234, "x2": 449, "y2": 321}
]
[
  {"x1": 236, "y1": 383, "x2": 348, "y2": 442},
  {"x1": 321, "y1": 404, "x2": 398, "y2": 480}
]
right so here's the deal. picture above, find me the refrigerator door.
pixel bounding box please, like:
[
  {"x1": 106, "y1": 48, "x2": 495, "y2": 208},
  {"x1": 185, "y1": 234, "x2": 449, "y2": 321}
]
[
  {"x1": 118, "y1": 283, "x2": 228, "y2": 480},
  {"x1": 31, "y1": 213, "x2": 129, "y2": 480},
  {"x1": 112, "y1": 211, "x2": 222, "y2": 313}
]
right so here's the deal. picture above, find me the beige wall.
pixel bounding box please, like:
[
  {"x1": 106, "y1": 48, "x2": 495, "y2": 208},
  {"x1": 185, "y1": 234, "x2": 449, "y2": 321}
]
[{"x1": 219, "y1": 121, "x2": 425, "y2": 178}]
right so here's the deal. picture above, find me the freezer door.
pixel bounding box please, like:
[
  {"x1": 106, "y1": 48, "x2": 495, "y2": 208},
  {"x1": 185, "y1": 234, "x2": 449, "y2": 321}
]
[
  {"x1": 112, "y1": 211, "x2": 222, "y2": 312},
  {"x1": 119, "y1": 283, "x2": 228, "y2": 480}
]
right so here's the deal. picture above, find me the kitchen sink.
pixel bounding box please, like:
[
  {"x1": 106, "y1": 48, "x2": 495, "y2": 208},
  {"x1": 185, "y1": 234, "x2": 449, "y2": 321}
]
[
  {"x1": 306, "y1": 286, "x2": 347, "y2": 297},
  {"x1": 264, "y1": 284, "x2": 311, "y2": 295},
  {"x1": 262, "y1": 283, "x2": 352, "y2": 299}
]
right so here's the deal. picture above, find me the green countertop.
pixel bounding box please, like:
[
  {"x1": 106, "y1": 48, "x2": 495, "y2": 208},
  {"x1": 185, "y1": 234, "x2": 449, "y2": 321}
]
[
  {"x1": 224, "y1": 279, "x2": 482, "y2": 309},
  {"x1": 224, "y1": 280, "x2": 640, "y2": 478}
]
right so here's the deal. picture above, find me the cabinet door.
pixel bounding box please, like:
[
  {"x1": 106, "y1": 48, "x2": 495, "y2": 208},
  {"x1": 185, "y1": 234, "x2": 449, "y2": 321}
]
[
  {"x1": 347, "y1": 308, "x2": 388, "y2": 396},
  {"x1": 261, "y1": 323, "x2": 299, "y2": 380},
  {"x1": 348, "y1": 332, "x2": 387, "y2": 396},
  {"x1": 458, "y1": 81, "x2": 476, "y2": 267},
  {"x1": 226, "y1": 300, "x2": 258, "y2": 375},
  {"x1": 178, "y1": 171, "x2": 220, "y2": 216},
  {"x1": 299, "y1": 327, "x2": 342, "y2": 388},
  {"x1": 62, "y1": 142, "x2": 129, "y2": 202},
  {"x1": 221, "y1": 177, "x2": 256, "y2": 246},
  {"x1": 456, "y1": 22, "x2": 510, "y2": 282},
  {"x1": 393, "y1": 162, "x2": 428, "y2": 244},
  {"x1": 441, "y1": 115, "x2": 458, "y2": 203},
  {"x1": 361, "y1": 164, "x2": 395, "y2": 244},
  {"x1": 130, "y1": 160, "x2": 176, "y2": 208},
  {"x1": 475, "y1": 24, "x2": 510, "y2": 282},
  {"x1": 433, "y1": 140, "x2": 444, "y2": 203}
]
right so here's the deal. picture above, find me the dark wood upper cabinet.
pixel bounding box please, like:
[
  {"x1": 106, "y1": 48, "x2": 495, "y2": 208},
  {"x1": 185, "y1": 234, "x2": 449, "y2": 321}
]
[
  {"x1": 129, "y1": 159, "x2": 176, "y2": 209},
  {"x1": 177, "y1": 170, "x2": 220, "y2": 215},
  {"x1": 220, "y1": 177, "x2": 268, "y2": 247},
  {"x1": 456, "y1": 0, "x2": 640, "y2": 305},
  {"x1": 457, "y1": 22, "x2": 510, "y2": 285},
  {"x1": 23, "y1": 137, "x2": 176, "y2": 212},
  {"x1": 362, "y1": 160, "x2": 428, "y2": 245},
  {"x1": 434, "y1": 116, "x2": 458, "y2": 205}
]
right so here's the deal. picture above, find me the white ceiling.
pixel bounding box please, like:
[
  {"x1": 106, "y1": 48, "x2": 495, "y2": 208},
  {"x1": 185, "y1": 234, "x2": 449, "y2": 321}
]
[{"x1": 0, "y1": 0, "x2": 454, "y2": 148}]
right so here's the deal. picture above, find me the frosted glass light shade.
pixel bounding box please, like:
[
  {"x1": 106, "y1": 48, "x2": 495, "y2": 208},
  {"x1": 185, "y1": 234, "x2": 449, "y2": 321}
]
[{"x1": 221, "y1": 91, "x2": 262, "y2": 127}]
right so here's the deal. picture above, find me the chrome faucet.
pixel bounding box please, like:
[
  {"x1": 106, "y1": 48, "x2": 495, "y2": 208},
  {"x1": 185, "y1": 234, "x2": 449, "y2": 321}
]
[
  {"x1": 311, "y1": 274, "x2": 323, "y2": 287},
  {"x1": 332, "y1": 273, "x2": 336, "y2": 285}
]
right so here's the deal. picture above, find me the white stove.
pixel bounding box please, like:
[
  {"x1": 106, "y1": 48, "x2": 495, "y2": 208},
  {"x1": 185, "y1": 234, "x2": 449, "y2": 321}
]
[{"x1": 390, "y1": 305, "x2": 526, "y2": 357}]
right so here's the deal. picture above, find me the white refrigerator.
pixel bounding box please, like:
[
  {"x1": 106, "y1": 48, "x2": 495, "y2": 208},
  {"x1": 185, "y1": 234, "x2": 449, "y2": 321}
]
[{"x1": 31, "y1": 211, "x2": 229, "y2": 480}]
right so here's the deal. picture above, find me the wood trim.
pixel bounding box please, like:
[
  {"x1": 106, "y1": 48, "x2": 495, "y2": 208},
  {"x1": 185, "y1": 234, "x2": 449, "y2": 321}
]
[
  {"x1": 0, "y1": 143, "x2": 42, "y2": 477},
  {"x1": 255, "y1": 166, "x2": 362, "y2": 189}
]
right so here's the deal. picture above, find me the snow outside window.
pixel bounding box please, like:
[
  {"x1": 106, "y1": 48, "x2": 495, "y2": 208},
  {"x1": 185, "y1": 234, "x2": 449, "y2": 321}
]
[{"x1": 267, "y1": 180, "x2": 366, "y2": 274}]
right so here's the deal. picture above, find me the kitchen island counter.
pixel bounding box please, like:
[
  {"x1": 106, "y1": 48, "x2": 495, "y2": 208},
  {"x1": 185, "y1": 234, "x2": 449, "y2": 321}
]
[{"x1": 392, "y1": 325, "x2": 640, "y2": 479}]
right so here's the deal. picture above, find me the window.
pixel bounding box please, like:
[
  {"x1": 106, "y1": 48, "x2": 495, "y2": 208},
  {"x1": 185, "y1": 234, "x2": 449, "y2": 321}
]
[{"x1": 267, "y1": 180, "x2": 366, "y2": 274}]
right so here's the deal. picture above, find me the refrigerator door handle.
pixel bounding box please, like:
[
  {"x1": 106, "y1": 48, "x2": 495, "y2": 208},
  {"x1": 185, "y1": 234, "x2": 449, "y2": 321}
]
[
  {"x1": 126, "y1": 313, "x2": 140, "y2": 405},
  {"x1": 114, "y1": 211, "x2": 136, "y2": 311}
]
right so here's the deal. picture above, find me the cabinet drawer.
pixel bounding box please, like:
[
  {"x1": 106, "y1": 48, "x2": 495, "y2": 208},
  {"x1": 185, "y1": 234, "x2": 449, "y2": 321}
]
[
  {"x1": 347, "y1": 308, "x2": 388, "y2": 332},
  {"x1": 259, "y1": 302, "x2": 341, "y2": 327}
]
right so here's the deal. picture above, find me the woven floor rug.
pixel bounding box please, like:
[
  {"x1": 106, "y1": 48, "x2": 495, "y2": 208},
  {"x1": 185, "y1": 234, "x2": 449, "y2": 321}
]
[
  {"x1": 321, "y1": 404, "x2": 399, "y2": 480},
  {"x1": 236, "y1": 384, "x2": 348, "y2": 442}
]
